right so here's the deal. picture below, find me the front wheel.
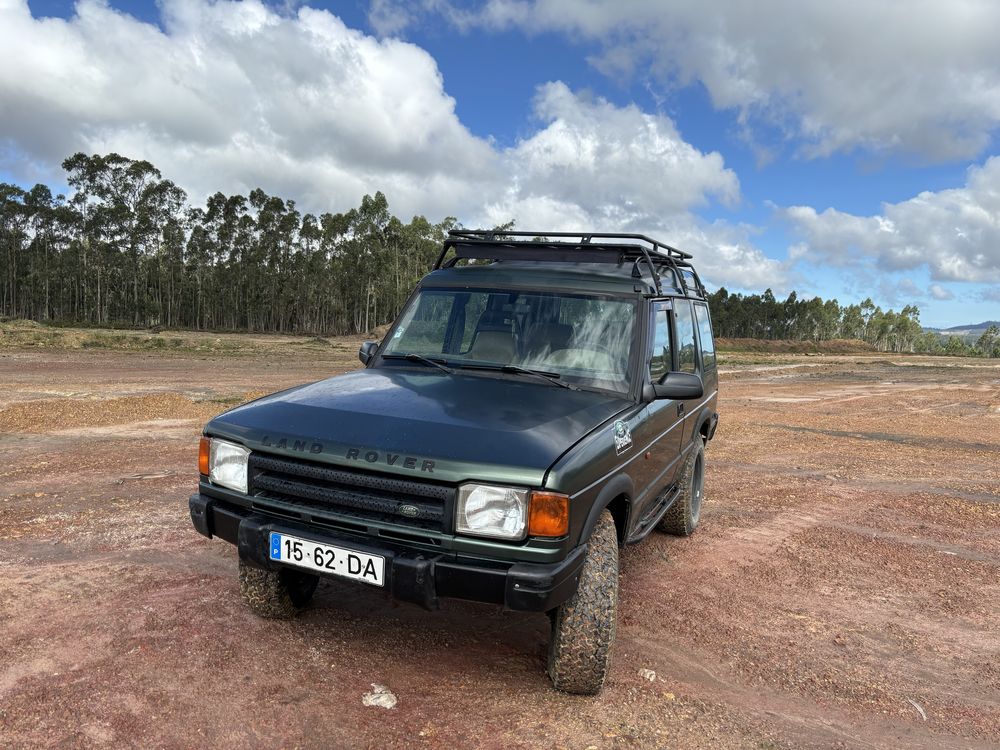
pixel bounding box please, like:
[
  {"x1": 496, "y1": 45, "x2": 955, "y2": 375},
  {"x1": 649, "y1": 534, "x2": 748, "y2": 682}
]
[
  {"x1": 658, "y1": 439, "x2": 705, "y2": 536},
  {"x1": 238, "y1": 559, "x2": 318, "y2": 619},
  {"x1": 547, "y1": 510, "x2": 619, "y2": 695}
]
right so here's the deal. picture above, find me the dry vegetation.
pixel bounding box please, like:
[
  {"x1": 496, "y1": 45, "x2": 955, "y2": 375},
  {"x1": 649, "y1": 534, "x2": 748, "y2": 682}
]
[
  {"x1": 0, "y1": 318, "x2": 363, "y2": 356},
  {"x1": 716, "y1": 337, "x2": 876, "y2": 354}
]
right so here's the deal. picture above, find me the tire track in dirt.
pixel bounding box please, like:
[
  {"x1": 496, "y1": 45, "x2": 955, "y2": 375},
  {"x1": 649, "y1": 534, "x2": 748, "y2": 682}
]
[
  {"x1": 697, "y1": 490, "x2": 865, "y2": 570},
  {"x1": 711, "y1": 460, "x2": 1000, "y2": 504},
  {"x1": 621, "y1": 631, "x2": 990, "y2": 750}
]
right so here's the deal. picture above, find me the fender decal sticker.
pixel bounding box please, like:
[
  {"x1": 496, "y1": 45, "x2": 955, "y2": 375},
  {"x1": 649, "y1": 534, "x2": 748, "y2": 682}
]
[{"x1": 613, "y1": 420, "x2": 633, "y2": 455}]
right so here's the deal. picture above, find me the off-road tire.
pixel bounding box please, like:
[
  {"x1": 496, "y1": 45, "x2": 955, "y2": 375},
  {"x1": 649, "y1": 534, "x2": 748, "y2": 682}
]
[
  {"x1": 658, "y1": 438, "x2": 705, "y2": 536},
  {"x1": 547, "y1": 510, "x2": 619, "y2": 695},
  {"x1": 238, "y1": 560, "x2": 318, "y2": 619}
]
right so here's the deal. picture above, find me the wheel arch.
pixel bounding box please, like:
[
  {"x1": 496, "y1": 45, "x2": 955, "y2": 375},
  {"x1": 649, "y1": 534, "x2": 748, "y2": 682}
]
[
  {"x1": 579, "y1": 473, "x2": 634, "y2": 547},
  {"x1": 699, "y1": 409, "x2": 719, "y2": 443}
]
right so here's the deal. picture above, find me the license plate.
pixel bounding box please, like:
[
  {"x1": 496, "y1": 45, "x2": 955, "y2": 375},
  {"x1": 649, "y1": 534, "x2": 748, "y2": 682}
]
[{"x1": 269, "y1": 532, "x2": 385, "y2": 587}]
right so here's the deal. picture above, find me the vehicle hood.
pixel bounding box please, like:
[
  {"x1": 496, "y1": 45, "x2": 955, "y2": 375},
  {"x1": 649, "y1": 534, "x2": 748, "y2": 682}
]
[{"x1": 207, "y1": 368, "x2": 632, "y2": 486}]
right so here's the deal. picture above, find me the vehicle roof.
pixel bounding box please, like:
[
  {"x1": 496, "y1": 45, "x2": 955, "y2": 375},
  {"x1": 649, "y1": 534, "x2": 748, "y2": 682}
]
[{"x1": 421, "y1": 261, "x2": 701, "y2": 298}]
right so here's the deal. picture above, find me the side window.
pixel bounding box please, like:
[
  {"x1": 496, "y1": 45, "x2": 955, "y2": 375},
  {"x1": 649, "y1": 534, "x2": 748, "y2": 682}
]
[
  {"x1": 673, "y1": 300, "x2": 698, "y2": 374},
  {"x1": 648, "y1": 303, "x2": 671, "y2": 382},
  {"x1": 695, "y1": 303, "x2": 716, "y2": 370},
  {"x1": 681, "y1": 269, "x2": 700, "y2": 296}
]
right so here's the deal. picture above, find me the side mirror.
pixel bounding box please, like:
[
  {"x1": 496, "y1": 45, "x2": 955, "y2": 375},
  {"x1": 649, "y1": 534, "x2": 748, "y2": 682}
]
[
  {"x1": 647, "y1": 371, "x2": 703, "y2": 401},
  {"x1": 358, "y1": 340, "x2": 378, "y2": 365}
]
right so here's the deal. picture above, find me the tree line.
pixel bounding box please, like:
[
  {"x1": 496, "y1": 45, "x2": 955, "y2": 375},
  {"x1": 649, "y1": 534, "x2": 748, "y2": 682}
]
[
  {"x1": 707, "y1": 289, "x2": 925, "y2": 351},
  {"x1": 1, "y1": 151, "x2": 995, "y2": 357},
  {"x1": 1, "y1": 153, "x2": 452, "y2": 335},
  {"x1": 707, "y1": 289, "x2": 997, "y2": 356}
]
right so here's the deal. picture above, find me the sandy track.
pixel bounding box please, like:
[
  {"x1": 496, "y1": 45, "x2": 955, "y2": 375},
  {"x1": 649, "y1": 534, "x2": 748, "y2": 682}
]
[{"x1": 1, "y1": 346, "x2": 997, "y2": 749}]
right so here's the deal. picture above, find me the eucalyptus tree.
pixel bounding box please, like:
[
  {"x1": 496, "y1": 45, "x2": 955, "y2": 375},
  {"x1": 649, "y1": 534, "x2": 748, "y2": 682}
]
[
  {"x1": 0, "y1": 151, "x2": 949, "y2": 353},
  {"x1": 62, "y1": 152, "x2": 186, "y2": 326},
  {"x1": 976, "y1": 325, "x2": 1000, "y2": 357}
]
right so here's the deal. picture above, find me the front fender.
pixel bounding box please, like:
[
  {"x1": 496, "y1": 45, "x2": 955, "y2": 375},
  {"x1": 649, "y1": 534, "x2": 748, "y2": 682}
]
[{"x1": 577, "y1": 472, "x2": 633, "y2": 547}]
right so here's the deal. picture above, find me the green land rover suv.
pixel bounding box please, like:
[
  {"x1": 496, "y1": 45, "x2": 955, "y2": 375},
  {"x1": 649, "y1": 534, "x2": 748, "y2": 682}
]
[{"x1": 189, "y1": 231, "x2": 720, "y2": 694}]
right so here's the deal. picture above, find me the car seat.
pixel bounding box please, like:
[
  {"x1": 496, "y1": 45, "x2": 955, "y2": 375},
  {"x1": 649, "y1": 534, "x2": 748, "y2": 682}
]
[{"x1": 467, "y1": 310, "x2": 515, "y2": 362}]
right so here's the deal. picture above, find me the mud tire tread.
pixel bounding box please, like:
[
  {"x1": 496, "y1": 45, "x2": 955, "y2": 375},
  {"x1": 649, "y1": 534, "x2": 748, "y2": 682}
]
[
  {"x1": 238, "y1": 560, "x2": 317, "y2": 619},
  {"x1": 658, "y1": 439, "x2": 705, "y2": 536},
  {"x1": 547, "y1": 510, "x2": 619, "y2": 695}
]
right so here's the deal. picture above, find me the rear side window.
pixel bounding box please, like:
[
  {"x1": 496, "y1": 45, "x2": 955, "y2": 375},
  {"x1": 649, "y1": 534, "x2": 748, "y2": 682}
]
[
  {"x1": 673, "y1": 300, "x2": 698, "y2": 374},
  {"x1": 648, "y1": 303, "x2": 671, "y2": 383},
  {"x1": 680, "y1": 269, "x2": 700, "y2": 296},
  {"x1": 694, "y1": 303, "x2": 716, "y2": 370}
]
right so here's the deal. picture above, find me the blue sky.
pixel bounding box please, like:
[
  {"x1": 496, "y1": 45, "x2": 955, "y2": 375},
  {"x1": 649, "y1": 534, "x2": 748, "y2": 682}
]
[{"x1": 4, "y1": 0, "x2": 1000, "y2": 327}]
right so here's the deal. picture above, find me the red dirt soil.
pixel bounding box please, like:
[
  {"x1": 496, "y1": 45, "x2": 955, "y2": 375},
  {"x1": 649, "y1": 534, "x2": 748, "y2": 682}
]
[{"x1": 1, "y1": 344, "x2": 997, "y2": 749}]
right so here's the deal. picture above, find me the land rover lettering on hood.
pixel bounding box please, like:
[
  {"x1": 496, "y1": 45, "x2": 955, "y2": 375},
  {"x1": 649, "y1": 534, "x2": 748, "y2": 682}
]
[{"x1": 190, "y1": 230, "x2": 719, "y2": 695}]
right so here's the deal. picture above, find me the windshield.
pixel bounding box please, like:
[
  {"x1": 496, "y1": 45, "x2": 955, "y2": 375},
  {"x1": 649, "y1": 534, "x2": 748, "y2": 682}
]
[{"x1": 380, "y1": 287, "x2": 636, "y2": 392}]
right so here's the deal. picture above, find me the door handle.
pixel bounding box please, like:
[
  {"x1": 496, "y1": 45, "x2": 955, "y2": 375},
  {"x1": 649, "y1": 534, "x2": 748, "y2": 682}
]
[{"x1": 677, "y1": 402, "x2": 685, "y2": 417}]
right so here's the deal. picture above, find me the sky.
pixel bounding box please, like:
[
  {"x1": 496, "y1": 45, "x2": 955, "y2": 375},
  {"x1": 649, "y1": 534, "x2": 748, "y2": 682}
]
[{"x1": 2, "y1": 0, "x2": 1000, "y2": 327}]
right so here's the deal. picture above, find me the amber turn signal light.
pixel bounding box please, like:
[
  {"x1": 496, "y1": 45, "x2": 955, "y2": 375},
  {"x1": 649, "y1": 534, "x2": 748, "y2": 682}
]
[
  {"x1": 199, "y1": 436, "x2": 210, "y2": 476},
  {"x1": 528, "y1": 491, "x2": 569, "y2": 537}
]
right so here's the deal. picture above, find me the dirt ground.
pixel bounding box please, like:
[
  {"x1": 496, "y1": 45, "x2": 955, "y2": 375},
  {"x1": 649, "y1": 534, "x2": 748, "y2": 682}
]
[{"x1": 1, "y1": 338, "x2": 998, "y2": 749}]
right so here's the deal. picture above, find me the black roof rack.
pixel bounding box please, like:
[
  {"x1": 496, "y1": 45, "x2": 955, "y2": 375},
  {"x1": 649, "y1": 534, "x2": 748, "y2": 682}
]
[{"x1": 434, "y1": 230, "x2": 704, "y2": 297}]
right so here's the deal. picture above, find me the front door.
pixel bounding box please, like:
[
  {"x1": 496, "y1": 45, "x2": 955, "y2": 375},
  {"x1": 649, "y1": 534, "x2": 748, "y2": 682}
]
[{"x1": 629, "y1": 301, "x2": 686, "y2": 522}]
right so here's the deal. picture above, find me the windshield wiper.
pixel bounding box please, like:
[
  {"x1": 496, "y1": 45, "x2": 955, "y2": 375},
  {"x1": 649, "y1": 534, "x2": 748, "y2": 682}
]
[
  {"x1": 504, "y1": 365, "x2": 578, "y2": 390},
  {"x1": 460, "y1": 362, "x2": 578, "y2": 390},
  {"x1": 382, "y1": 353, "x2": 454, "y2": 374}
]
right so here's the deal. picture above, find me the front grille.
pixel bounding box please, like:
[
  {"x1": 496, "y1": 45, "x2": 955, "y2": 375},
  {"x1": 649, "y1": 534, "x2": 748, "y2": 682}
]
[{"x1": 248, "y1": 453, "x2": 454, "y2": 532}]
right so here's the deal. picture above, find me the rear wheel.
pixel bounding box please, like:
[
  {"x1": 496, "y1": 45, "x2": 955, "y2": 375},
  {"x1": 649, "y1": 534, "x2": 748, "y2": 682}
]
[
  {"x1": 547, "y1": 510, "x2": 619, "y2": 695},
  {"x1": 238, "y1": 560, "x2": 318, "y2": 619},
  {"x1": 658, "y1": 439, "x2": 705, "y2": 536}
]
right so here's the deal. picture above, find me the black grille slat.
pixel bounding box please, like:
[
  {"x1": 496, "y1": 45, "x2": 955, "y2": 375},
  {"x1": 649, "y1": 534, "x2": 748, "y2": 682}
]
[
  {"x1": 252, "y1": 474, "x2": 444, "y2": 523},
  {"x1": 250, "y1": 454, "x2": 451, "y2": 500},
  {"x1": 247, "y1": 453, "x2": 453, "y2": 532}
]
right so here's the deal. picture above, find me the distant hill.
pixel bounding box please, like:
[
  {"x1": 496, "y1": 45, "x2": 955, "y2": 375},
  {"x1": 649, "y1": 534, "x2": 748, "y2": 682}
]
[
  {"x1": 925, "y1": 321, "x2": 999, "y2": 337},
  {"x1": 943, "y1": 320, "x2": 999, "y2": 332}
]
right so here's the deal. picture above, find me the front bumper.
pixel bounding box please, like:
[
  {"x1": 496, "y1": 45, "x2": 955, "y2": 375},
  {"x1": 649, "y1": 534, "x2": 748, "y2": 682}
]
[{"x1": 189, "y1": 493, "x2": 586, "y2": 612}]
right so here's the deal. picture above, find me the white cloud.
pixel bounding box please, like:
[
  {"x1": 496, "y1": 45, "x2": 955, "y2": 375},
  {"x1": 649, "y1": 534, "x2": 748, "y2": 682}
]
[
  {"x1": 483, "y1": 81, "x2": 739, "y2": 228},
  {"x1": 477, "y1": 195, "x2": 785, "y2": 292},
  {"x1": 663, "y1": 221, "x2": 787, "y2": 293},
  {"x1": 929, "y1": 284, "x2": 955, "y2": 301},
  {"x1": 875, "y1": 278, "x2": 914, "y2": 308},
  {"x1": 0, "y1": 0, "x2": 777, "y2": 290},
  {"x1": 0, "y1": 0, "x2": 500, "y2": 218},
  {"x1": 782, "y1": 158, "x2": 1000, "y2": 284},
  {"x1": 476, "y1": 82, "x2": 783, "y2": 290},
  {"x1": 367, "y1": 0, "x2": 414, "y2": 37},
  {"x1": 897, "y1": 278, "x2": 922, "y2": 298},
  {"x1": 400, "y1": 0, "x2": 1000, "y2": 161}
]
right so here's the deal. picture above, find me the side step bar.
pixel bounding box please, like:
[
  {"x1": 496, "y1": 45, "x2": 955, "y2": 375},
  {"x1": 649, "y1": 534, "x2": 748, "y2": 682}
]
[{"x1": 626, "y1": 484, "x2": 680, "y2": 544}]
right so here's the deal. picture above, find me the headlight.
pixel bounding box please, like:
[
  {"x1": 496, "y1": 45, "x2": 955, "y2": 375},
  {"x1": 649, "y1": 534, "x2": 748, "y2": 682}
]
[
  {"x1": 207, "y1": 438, "x2": 250, "y2": 493},
  {"x1": 456, "y1": 484, "x2": 528, "y2": 540}
]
